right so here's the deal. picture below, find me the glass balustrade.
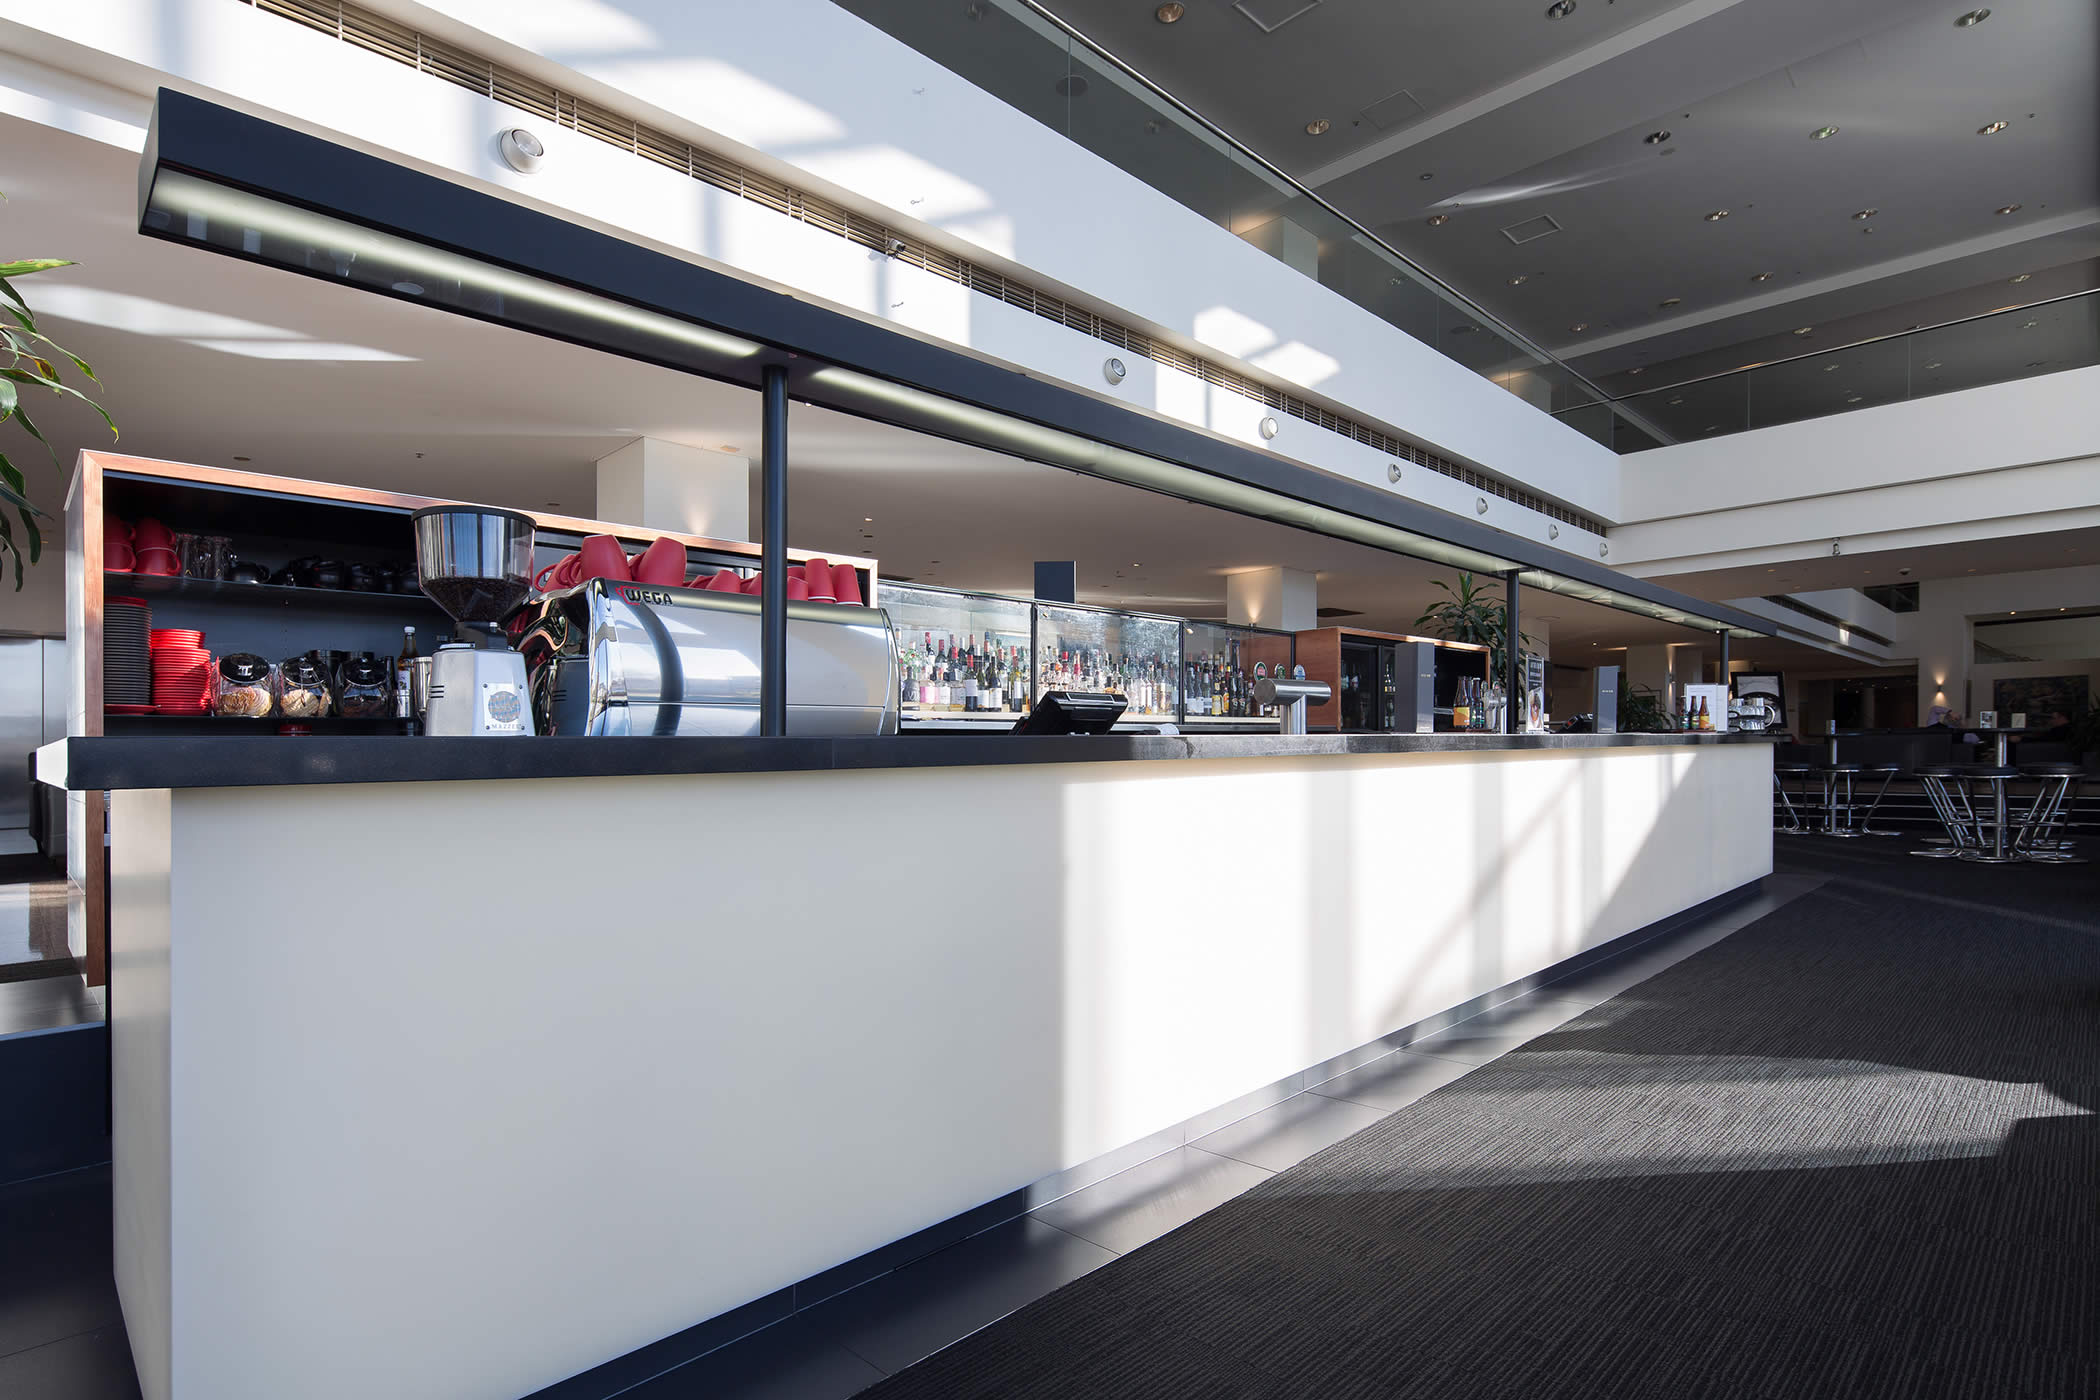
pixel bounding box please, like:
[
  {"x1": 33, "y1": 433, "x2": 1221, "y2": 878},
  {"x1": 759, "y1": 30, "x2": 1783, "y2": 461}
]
[
  {"x1": 832, "y1": 0, "x2": 1626, "y2": 446},
  {"x1": 1592, "y1": 291, "x2": 2100, "y2": 448}
]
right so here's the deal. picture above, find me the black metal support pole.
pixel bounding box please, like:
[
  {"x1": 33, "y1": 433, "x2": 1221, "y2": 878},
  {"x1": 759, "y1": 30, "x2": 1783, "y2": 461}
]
[
  {"x1": 1717, "y1": 629, "x2": 1730, "y2": 682},
  {"x1": 760, "y1": 363, "x2": 789, "y2": 737},
  {"x1": 1503, "y1": 568, "x2": 1522, "y2": 734}
]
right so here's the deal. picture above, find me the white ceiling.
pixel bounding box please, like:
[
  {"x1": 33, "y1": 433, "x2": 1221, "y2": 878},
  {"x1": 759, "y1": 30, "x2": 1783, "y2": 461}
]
[
  {"x1": 3, "y1": 112, "x2": 1745, "y2": 655},
  {"x1": 1005, "y1": 0, "x2": 2099, "y2": 401}
]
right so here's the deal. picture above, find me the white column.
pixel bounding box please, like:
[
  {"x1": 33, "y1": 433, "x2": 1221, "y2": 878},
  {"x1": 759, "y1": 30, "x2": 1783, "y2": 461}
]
[
  {"x1": 595, "y1": 439, "x2": 753, "y2": 541},
  {"x1": 1227, "y1": 568, "x2": 1317, "y2": 632},
  {"x1": 1233, "y1": 215, "x2": 1319, "y2": 281},
  {"x1": 1623, "y1": 643, "x2": 1674, "y2": 701}
]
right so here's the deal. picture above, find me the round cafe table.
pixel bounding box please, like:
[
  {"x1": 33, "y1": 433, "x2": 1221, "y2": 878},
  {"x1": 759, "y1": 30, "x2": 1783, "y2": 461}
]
[{"x1": 1965, "y1": 725, "x2": 2040, "y2": 861}]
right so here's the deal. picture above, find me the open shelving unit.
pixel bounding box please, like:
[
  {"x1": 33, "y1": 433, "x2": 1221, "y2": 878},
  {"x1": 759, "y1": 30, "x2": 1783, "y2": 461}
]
[{"x1": 65, "y1": 450, "x2": 879, "y2": 983}]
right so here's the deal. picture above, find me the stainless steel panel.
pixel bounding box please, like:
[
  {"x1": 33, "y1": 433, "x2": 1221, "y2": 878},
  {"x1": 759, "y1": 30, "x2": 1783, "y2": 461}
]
[
  {"x1": 0, "y1": 638, "x2": 44, "y2": 830},
  {"x1": 1594, "y1": 665, "x2": 1621, "y2": 735},
  {"x1": 41, "y1": 639, "x2": 69, "y2": 746}
]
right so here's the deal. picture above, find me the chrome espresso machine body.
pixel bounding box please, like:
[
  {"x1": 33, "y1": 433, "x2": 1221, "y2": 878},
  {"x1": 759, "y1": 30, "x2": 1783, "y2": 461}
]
[{"x1": 513, "y1": 579, "x2": 898, "y2": 736}]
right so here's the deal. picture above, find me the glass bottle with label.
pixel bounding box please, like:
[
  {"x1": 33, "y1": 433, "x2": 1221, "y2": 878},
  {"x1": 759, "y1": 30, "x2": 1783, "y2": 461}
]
[{"x1": 394, "y1": 626, "x2": 418, "y2": 719}]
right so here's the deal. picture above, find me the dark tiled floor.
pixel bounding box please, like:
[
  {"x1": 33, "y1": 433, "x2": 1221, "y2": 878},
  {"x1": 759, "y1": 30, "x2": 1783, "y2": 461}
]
[
  {"x1": 0, "y1": 858, "x2": 72, "y2": 972},
  {"x1": 0, "y1": 1167, "x2": 138, "y2": 1399},
  {"x1": 0, "y1": 976, "x2": 104, "y2": 1039},
  {"x1": 0, "y1": 874, "x2": 1818, "y2": 1400}
]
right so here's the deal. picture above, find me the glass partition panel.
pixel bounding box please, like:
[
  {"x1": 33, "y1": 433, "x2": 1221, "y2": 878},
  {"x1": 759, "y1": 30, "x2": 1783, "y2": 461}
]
[
  {"x1": 1036, "y1": 602, "x2": 1179, "y2": 720},
  {"x1": 1747, "y1": 334, "x2": 1909, "y2": 430},
  {"x1": 1180, "y1": 621, "x2": 1293, "y2": 725},
  {"x1": 882, "y1": 583, "x2": 1033, "y2": 725},
  {"x1": 830, "y1": 0, "x2": 1615, "y2": 429},
  {"x1": 1908, "y1": 294, "x2": 2100, "y2": 400}
]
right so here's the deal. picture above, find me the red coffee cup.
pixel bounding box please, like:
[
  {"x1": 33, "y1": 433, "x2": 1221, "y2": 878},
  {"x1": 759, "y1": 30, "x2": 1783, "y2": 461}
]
[
  {"x1": 802, "y1": 557, "x2": 836, "y2": 603},
  {"x1": 703, "y1": 569, "x2": 744, "y2": 592},
  {"x1": 785, "y1": 575, "x2": 810, "y2": 601},
  {"x1": 106, "y1": 545, "x2": 136, "y2": 572},
  {"x1": 740, "y1": 573, "x2": 763, "y2": 595},
  {"x1": 532, "y1": 556, "x2": 572, "y2": 593},
  {"x1": 631, "y1": 537, "x2": 687, "y2": 586},
  {"x1": 132, "y1": 517, "x2": 174, "y2": 551},
  {"x1": 576, "y1": 535, "x2": 632, "y2": 583},
  {"x1": 103, "y1": 517, "x2": 133, "y2": 543},
  {"x1": 831, "y1": 563, "x2": 864, "y2": 607}
]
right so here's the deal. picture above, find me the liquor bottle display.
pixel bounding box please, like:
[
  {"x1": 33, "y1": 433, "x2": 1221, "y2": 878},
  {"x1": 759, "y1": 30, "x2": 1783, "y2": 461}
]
[
  {"x1": 1181, "y1": 635, "x2": 1271, "y2": 719},
  {"x1": 1035, "y1": 603, "x2": 1179, "y2": 719},
  {"x1": 897, "y1": 630, "x2": 1032, "y2": 716},
  {"x1": 879, "y1": 584, "x2": 1293, "y2": 729}
]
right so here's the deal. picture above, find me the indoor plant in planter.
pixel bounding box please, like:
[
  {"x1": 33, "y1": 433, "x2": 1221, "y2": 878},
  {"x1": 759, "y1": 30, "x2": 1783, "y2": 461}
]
[{"x1": 1, "y1": 246, "x2": 117, "y2": 588}]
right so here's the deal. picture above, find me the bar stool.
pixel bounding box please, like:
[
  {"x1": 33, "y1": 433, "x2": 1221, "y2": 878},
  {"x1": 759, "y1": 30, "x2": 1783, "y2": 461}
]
[
  {"x1": 1773, "y1": 763, "x2": 1817, "y2": 835},
  {"x1": 1952, "y1": 764, "x2": 2023, "y2": 863},
  {"x1": 1854, "y1": 763, "x2": 1903, "y2": 836},
  {"x1": 1910, "y1": 765, "x2": 1976, "y2": 858},
  {"x1": 1819, "y1": 763, "x2": 1865, "y2": 837},
  {"x1": 2017, "y1": 764, "x2": 2087, "y2": 864}
]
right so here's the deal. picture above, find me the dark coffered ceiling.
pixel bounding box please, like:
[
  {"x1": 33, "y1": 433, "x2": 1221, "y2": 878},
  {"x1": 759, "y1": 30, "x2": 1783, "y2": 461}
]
[{"x1": 1033, "y1": 0, "x2": 2099, "y2": 395}]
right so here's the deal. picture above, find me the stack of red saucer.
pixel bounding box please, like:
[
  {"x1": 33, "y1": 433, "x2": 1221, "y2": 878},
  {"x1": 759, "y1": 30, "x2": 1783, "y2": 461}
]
[{"x1": 149, "y1": 628, "x2": 212, "y2": 714}]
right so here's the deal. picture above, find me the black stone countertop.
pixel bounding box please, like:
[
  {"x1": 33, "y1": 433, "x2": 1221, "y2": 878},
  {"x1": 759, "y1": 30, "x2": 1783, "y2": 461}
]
[{"x1": 38, "y1": 730, "x2": 1776, "y2": 792}]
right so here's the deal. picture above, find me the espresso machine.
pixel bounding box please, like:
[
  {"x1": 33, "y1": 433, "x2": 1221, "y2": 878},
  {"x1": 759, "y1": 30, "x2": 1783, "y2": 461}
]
[
  {"x1": 511, "y1": 577, "x2": 897, "y2": 736},
  {"x1": 411, "y1": 504, "x2": 537, "y2": 736}
]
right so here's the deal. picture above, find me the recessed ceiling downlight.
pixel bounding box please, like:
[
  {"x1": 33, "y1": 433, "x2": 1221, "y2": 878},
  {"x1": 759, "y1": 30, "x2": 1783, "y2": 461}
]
[
  {"x1": 1809, "y1": 125, "x2": 1839, "y2": 141},
  {"x1": 1546, "y1": 0, "x2": 1577, "y2": 18},
  {"x1": 1851, "y1": 208, "x2": 1877, "y2": 220},
  {"x1": 1154, "y1": 2, "x2": 1185, "y2": 21},
  {"x1": 1752, "y1": 272, "x2": 1775, "y2": 282},
  {"x1": 1569, "y1": 322, "x2": 1588, "y2": 332},
  {"x1": 2011, "y1": 273, "x2": 2032, "y2": 283},
  {"x1": 1643, "y1": 130, "x2": 1671, "y2": 145},
  {"x1": 1658, "y1": 297, "x2": 1682, "y2": 308},
  {"x1": 1426, "y1": 213, "x2": 1450, "y2": 227},
  {"x1": 1995, "y1": 204, "x2": 2022, "y2": 215},
  {"x1": 1704, "y1": 210, "x2": 1729, "y2": 221},
  {"x1": 1977, "y1": 120, "x2": 2009, "y2": 135},
  {"x1": 1954, "y1": 9, "x2": 1990, "y2": 27},
  {"x1": 1305, "y1": 118, "x2": 1331, "y2": 135},
  {"x1": 1507, "y1": 275, "x2": 1528, "y2": 285},
  {"x1": 1793, "y1": 327, "x2": 1814, "y2": 336}
]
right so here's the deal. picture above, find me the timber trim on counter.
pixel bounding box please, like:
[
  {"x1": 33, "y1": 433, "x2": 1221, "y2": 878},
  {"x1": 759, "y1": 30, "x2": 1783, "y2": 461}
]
[{"x1": 40, "y1": 731, "x2": 1777, "y2": 793}]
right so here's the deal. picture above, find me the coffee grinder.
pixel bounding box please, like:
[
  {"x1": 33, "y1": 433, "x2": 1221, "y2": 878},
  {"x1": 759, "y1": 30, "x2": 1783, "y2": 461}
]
[{"x1": 410, "y1": 504, "x2": 538, "y2": 736}]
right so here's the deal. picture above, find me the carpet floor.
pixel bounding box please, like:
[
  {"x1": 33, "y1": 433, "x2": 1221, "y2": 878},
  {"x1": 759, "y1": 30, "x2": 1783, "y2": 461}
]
[{"x1": 855, "y1": 845, "x2": 2099, "y2": 1400}]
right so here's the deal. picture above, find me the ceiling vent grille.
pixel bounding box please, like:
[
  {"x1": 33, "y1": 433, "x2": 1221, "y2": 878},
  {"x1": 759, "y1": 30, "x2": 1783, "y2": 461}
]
[
  {"x1": 237, "y1": 0, "x2": 1605, "y2": 536},
  {"x1": 1233, "y1": 1, "x2": 1325, "y2": 34},
  {"x1": 1361, "y1": 89, "x2": 1425, "y2": 131},
  {"x1": 1499, "y1": 214, "x2": 1563, "y2": 246}
]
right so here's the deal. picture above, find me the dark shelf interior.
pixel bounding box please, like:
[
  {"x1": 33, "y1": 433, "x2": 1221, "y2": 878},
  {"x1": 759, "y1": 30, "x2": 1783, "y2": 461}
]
[{"x1": 104, "y1": 574, "x2": 445, "y2": 612}]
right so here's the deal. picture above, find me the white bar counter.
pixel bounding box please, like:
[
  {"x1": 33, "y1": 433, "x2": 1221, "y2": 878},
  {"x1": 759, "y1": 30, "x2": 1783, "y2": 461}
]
[{"x1": 44, "y1": 732, "x2": 1773, "y2": 1400}]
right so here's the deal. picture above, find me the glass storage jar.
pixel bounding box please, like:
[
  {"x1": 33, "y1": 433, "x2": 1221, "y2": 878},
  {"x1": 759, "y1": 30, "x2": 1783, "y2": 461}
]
[
  {"x1": 275, "y1": 653, "x2": 332, "y2": 720},
  {"x1": 334, "y1": 652, "x2": 392, "y2": 718},
  {"x1": 212, "y1": 654, "x2": 277, "y2": 718}
]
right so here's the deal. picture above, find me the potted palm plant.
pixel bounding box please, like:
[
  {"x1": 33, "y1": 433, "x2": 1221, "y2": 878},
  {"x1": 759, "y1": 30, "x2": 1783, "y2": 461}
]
[
  {"x1": 2, "y1": 246, "x2": 117, "y2": 588},
  {"x1": 1414, "y1": 572, "x2": 1529, "y2": 654}
]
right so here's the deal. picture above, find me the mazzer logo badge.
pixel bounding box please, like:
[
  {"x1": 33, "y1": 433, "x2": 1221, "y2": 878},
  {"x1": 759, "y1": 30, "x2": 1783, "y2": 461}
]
[{"x1": 482, "y1": 684, "x2": 526, "y2": 733}]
